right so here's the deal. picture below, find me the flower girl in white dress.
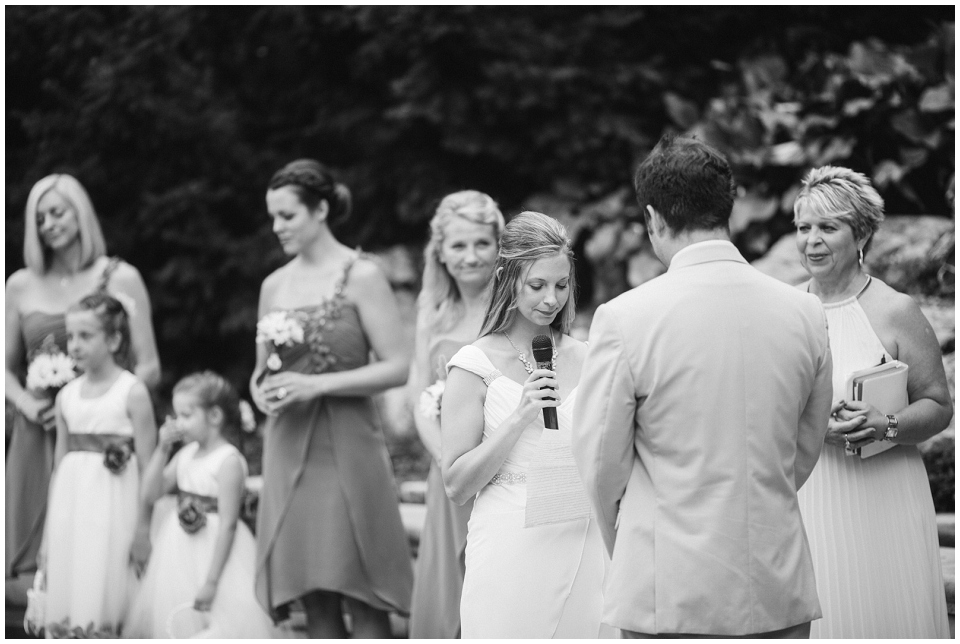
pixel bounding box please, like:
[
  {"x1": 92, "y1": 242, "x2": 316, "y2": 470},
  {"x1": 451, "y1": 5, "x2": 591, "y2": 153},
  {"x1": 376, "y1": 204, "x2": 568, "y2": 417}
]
[
  {"x1": 44, "y1": 293, "x2": 157, "y2": 638},
  {"x1": 125, "y1": 371, "x2": 277, "y2": 638}
]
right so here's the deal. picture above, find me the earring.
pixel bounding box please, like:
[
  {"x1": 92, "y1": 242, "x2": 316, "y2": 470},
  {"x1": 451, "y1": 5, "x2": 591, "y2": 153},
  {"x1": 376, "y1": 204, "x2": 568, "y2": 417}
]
[{"x1": 858, "y1": 248, "x2": 864, "y2": 266}]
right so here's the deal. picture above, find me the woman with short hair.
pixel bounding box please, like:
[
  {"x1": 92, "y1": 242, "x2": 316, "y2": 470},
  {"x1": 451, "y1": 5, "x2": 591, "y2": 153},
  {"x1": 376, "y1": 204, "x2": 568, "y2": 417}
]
[{"x1": 794, "y1": 165, "x2": 951, "y2": 638}]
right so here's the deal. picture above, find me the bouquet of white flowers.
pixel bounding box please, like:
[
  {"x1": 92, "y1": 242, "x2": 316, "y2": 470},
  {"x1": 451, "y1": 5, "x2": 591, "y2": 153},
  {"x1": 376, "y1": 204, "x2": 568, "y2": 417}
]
[
  {"x1": 26, "y1": 352, "x2": 77, "y2": 394},
  {"x1": 22, "y1": 336, "x2": 77, "y2": 431},
  {"x1": 256, "y1": 311, "x2": 305, "y2": 374},
  {"x1": 418, "y1": 380, "x2": 445, "y2": 421}
]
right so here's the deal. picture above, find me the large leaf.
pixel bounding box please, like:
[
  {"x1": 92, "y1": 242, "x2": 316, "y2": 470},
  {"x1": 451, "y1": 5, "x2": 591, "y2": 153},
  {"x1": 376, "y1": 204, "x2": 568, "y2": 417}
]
[
  {"x1": 730, "y1": 191, "x2": 778, "y2": 235},
  {"x1": 919, "y1": 83, "x2": 954, "y2": 112},
  {"x1": 663, "y1": 91, "x2": 699, "y2": 129}
]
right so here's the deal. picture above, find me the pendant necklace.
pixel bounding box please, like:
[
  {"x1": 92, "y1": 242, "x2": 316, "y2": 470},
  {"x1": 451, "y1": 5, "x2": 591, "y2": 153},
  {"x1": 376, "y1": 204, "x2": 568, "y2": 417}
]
[{"x1": 502, "y1": 328, "x2": 557, "y2": 375}]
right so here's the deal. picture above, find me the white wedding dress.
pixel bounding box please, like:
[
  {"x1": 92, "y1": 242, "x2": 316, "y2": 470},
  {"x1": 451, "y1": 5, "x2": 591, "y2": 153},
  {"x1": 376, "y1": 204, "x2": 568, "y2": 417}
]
[{"x1": 448, "y1": 345, "x2": 613, "y2": 639}]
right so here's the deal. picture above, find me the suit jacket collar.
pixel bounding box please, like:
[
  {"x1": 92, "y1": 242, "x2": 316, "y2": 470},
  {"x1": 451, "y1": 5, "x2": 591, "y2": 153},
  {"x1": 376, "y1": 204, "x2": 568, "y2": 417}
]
[{"x1": 668, "y1": 239, "x2": 747, "y2": 272}]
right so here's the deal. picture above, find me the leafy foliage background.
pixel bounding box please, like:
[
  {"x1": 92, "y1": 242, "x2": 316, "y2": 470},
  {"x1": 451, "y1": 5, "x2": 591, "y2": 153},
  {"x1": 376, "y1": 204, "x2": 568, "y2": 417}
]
[{"x1": 6, "y1": 6, "x2": 954, "y2": 393}]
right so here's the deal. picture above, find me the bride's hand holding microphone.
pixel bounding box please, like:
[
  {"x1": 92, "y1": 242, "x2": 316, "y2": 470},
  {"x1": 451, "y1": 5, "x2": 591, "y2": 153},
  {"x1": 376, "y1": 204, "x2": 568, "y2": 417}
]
[{"x1": 514, "y1": 368, "x2": 560, "y2": 427}]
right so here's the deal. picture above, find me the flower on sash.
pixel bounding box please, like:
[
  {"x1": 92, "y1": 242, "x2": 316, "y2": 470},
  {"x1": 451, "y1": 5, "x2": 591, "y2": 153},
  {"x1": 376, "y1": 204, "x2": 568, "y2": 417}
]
[
  {"x1": 177, "y1": 496, "x2": 207, "y2": 534},
  {"x1": 256, "y1": 311, "x2": 305, "y2": 375},
  {"x1": 103, "y1": 442, "x2": 133, "y2": 475},
  {"x1": 418, "y1": 380, "x2": 445, "y2": 420}
]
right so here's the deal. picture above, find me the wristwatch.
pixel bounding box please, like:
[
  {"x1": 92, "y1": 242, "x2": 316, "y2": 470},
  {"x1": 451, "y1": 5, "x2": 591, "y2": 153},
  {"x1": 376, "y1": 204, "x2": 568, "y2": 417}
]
[{"x1": 883, "y1": 414, "x2": 899, "y2": 441}]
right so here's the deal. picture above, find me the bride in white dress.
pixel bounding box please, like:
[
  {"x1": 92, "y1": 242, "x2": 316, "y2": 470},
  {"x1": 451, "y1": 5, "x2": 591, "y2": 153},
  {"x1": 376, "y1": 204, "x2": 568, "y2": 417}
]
[{"x1": 441, "y1": 211, "x2": 613, "y2": 638}]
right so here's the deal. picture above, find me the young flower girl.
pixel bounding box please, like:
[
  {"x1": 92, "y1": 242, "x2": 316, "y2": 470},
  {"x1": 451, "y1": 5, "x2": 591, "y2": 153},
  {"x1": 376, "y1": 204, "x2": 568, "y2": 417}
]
[
  {"x1": 125, "y1": 371, "x2": 277, "y2": 638},
  {"x1": 44, "y1": 293, "x2": 156, "y2": 637}
]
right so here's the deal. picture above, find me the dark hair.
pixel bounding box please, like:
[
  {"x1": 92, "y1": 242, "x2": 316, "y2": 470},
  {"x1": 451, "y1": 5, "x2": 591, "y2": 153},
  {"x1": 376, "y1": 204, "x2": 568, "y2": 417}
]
[
  {"x1": 633, "y1": 134, "x2": 735, "y2": 234},
  {"x1": 268, "y1": 159, "x2": 352, "y2": 228},
  {"x1": 173, "y1": 370, "x2": 242, "y2": 445},
  {"x1": 69, "y1": 292, "x2": 134, "y2": 371}
]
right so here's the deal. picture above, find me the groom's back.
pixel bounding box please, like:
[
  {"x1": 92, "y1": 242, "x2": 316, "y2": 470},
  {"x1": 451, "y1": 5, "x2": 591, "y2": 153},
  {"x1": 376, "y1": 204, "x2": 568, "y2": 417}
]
[{"x1": 599, "y1": 254, "x2": 830, "y2": 635}]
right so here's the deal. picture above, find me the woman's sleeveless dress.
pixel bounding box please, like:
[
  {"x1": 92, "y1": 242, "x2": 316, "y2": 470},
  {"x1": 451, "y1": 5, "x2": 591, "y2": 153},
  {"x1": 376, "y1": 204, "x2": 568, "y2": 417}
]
[
  {"x1": 125, "y1": 442, "x2": 278, "y2": 638},
  {"x1": 254, "y1": 256, "x2": 413, "y2": 621},
  {"x1": 797, "y1": 293, "x2": 950, "y2": 638},
  {"x1": 45, "y1": 370, "x2": 140, "y2": 638},
  {"x1": 6, "y1": 258, "x2": 120, "y2": 579},
  {"x1": 409, "y1": 337, "x2": 476, "y2": 638},
  {"x1": 449, "y1": 345, "x2": 610, "y2": 638}
]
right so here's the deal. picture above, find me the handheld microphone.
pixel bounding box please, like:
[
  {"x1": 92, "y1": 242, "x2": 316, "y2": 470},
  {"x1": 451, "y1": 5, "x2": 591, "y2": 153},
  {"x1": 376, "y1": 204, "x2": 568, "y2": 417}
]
[{"x1": 531, "y1": 334, "x2": 559, "y2": 430}]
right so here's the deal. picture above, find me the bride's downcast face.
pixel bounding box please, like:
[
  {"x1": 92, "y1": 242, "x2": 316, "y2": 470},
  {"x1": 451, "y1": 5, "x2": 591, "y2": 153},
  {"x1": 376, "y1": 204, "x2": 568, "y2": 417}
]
[
  {"x1": 266, "y1": 186, "x2": 328, "y2": 256},
  {"x1": 515, "y1": 252, "x2": 571, "y2": 327},
  {"x1": 439, "y1": 217, "x2": 498, "y2": 290}
]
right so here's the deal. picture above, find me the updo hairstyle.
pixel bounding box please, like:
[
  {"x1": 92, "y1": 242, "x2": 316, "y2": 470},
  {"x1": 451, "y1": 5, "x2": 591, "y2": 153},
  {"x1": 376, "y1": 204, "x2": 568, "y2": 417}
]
[{"x1": 268, "y1": 159, "x2": 352, "y2": 228}]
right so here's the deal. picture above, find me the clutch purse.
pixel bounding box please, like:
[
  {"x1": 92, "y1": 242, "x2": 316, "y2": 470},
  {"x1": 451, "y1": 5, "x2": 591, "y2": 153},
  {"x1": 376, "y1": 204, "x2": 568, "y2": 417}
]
[
  {"x1": 524, "y1": 429, "x2": 592, "y2": 528},
  {"x1": 844, "y1": 359, "x2": 909, "y2": 459}
]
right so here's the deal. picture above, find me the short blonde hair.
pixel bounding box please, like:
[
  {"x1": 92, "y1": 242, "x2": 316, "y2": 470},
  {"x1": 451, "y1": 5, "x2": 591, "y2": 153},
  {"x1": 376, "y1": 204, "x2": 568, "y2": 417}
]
[
  {"x1": 417, "y1": 190, "x2": 504, "y2": 333},
  {"x1": 23, "y1": 174, "x2": 106, "y2": 274},
  {"x1": 480, "y1": 211, "x2": 577, "y2": 337},
  {"x1": 794, "y1": 166, "x2": 885, "y2": 255}
]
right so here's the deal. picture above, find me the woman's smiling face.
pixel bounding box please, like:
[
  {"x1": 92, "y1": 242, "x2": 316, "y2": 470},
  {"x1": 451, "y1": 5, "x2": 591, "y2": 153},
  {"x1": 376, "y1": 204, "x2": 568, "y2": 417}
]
[
  {"x1": 439, "y1": 217, "x2": 499, "y2": 290},
  {"x1": 36, "y1": 189, "x2": 80, "y2": 252},
  {"x1": 795, "y1": 202, "x2": 862, "y2": 281}
]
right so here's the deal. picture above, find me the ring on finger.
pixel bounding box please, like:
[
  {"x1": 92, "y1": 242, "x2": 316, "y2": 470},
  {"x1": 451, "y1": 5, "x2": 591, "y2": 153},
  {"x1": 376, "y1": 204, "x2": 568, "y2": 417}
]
[{"x1": 276, "y1": 387, "x2": 288, "y2": 400}]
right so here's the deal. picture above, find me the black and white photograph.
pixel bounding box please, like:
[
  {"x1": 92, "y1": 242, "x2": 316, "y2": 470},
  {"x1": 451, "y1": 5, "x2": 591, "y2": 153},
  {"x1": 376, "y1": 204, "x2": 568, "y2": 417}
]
[{"x1": 5, "y1": 5, "x2": 955, "y2": 639}]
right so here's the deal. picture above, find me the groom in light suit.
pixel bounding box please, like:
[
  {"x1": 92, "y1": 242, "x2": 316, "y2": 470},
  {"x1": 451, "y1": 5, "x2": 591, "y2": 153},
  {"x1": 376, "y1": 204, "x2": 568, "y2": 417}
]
[{"x1": 573, "y1": 135, "x2": 833, "y2": 638}]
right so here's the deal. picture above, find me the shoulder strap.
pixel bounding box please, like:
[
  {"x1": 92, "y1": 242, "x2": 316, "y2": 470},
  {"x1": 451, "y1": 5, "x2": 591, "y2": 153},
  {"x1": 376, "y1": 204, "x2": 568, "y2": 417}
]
[
  {"x1": 446, "y1": 345, "x2": 502, "y2": 386},
  {"x1": 333, "y1": 251, "x2": 362, "y2": 300},
  {"x1": 96, "y1": 257, "x2": 121, "y2": 293}
]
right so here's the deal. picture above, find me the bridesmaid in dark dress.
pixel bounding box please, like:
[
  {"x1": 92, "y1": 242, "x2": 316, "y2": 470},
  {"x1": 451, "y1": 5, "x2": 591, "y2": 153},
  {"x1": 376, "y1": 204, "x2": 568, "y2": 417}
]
[
  {"x1": 5, "y1": 173, "x2": 160, "y2": 601},
  {"x1": 251, "y1": 159, "x2": 413, "y2": 638},
  {"x1": 407, "y1": 190, "x2": 503, "y2": 638}
]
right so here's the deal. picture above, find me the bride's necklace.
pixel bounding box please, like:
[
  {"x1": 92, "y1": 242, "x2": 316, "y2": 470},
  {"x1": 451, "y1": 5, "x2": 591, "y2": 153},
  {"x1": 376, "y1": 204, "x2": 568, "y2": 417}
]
[{"x1": 502, "y1": 328, "x2": 558, "y2": 375}]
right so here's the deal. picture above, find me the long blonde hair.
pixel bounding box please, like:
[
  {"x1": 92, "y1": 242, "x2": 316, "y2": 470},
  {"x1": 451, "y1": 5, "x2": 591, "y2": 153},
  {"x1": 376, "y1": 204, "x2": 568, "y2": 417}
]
[
  {"x1": 479, "y1": 211, "x2": 577, "y2": 337},
  {"x1": 23, "y1": 174, "x2": 107, "y2": 274},
  {"x1": 417, "y1": 190, "x2": 504, "y2": 333}
]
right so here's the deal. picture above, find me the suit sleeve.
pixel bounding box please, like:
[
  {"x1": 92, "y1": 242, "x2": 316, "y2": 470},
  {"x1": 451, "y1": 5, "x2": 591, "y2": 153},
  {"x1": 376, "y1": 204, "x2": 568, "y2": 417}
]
[
  {"x1": 572, "y1": 303, "x2": 638, "y2": 555},
  {"x1": 795, "y1": 304, "x2": 833, "y2": 490}
]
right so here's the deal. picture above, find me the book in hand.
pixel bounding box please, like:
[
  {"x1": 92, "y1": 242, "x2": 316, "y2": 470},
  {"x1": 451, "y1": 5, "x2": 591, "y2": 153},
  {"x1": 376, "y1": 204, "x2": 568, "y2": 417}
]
[{"x1": 844, "y1": 359, "x2": 908, "y2": 459}]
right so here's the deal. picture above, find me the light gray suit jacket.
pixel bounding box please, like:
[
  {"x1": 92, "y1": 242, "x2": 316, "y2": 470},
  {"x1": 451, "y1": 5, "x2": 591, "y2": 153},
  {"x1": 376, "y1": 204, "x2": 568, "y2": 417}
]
[{"x1": 573, "y1": 240, "x2": 832, "y2": 636}]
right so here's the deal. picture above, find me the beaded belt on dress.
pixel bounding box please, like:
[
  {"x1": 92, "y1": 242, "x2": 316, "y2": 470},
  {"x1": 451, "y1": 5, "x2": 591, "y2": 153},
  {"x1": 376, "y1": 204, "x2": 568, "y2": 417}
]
[
  {"x1": 67, "y1": 433, "x2": 134, "y2": 453},
  {"x1": 489, "y1": 471, "x2": 526, "y2": 485}
]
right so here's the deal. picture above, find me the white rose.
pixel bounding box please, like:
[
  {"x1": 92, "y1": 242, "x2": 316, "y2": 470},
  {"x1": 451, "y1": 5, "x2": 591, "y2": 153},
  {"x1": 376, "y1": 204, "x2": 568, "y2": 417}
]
[{"x1": 266, "y1": 353, "x2": 283, "y2": 372}]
